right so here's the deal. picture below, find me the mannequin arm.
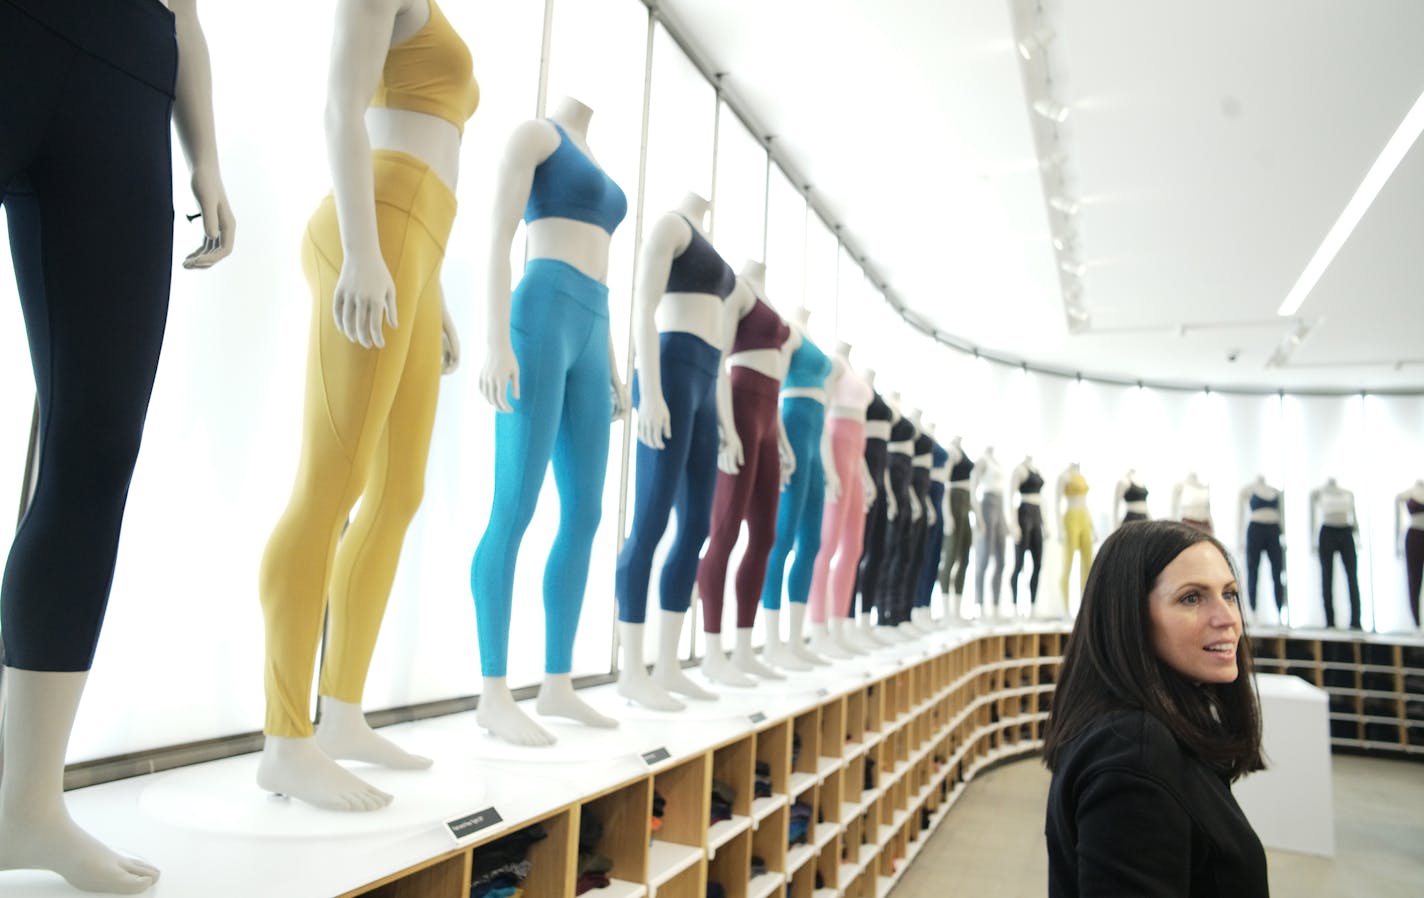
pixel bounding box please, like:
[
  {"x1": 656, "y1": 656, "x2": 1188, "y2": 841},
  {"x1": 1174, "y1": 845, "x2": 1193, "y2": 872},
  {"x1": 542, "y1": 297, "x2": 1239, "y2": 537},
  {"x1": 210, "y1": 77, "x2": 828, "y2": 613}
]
[
  {"x1": 927, "y1": 496, "x2": 937, "y2": 527},
  {"x1": 1113, "y1": 483, "x2": 1125, "y2": 526},
  {"x1": 631, "y1": 214, "x2": 686, "y2": 447},
  {"x1": 778, "y1": 415, "x2": 795, "y2": 487},
  {"x1": 440, "y1": 297, "x2": 460, "y2": 374},
  {"x1": 325, "y1": 0, "x2": 409, "y2": 349},
  {"x1": 715, "y1": 363, "x2": 743, "y2": 474},
  {"x1": 1398, "y1": 496, "x2": 1407, "y2": 556},
  {"x1": 1308, "y1": 493, "x2": 1319, "y2": 554},
  {"x1": 885, "y1": 471, "x2": 897, "y2": 520},
  {"x1": 820, "y1": 412, "x2": 841, "y2": 501},
  {"x1": 861, "y1": 460, "x2": 876, "y2": 507},
  {"x1": 608, "y1": 329, "x2": 629, "y2": 421},
  {"x1": 478, "y1": 120, "x2": 559, "y2": 411},
  {"x1": 169, "y1": 0, "x2": 234, "y2": 268},
  {"x1": 908, "y1": 489, "x2": 922, "y2": 521}
]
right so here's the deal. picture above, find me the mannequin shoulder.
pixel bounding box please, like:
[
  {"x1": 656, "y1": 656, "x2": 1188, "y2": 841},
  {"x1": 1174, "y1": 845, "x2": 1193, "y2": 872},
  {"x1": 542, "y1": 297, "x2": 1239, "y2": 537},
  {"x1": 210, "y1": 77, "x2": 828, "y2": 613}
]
[
  {"x1": 644, "y1": 212, "x2": 694, "y2": 256},
  {"x1": 498, "y1": 119, "x2": 561, "y2": 168}
]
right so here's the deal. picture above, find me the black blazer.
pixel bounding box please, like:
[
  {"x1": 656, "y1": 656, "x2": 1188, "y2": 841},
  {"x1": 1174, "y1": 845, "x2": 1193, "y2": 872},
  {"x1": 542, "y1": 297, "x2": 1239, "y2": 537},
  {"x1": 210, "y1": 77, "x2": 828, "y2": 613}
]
[{"x1": 1045, "y1": 709, "x2": 1269, "y2": 897}]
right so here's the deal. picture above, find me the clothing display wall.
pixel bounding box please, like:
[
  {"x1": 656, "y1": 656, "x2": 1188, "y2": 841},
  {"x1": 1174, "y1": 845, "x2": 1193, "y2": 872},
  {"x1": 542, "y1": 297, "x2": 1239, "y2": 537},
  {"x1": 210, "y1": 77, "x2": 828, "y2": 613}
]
[{"x1": 0, "y1": 0, "x2": 1420, "y2": 770}]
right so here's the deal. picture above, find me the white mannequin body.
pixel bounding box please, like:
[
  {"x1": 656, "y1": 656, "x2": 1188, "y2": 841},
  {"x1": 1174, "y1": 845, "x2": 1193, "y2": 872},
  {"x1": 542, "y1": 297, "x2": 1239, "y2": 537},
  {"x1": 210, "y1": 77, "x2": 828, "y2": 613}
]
[
  {"x1": 1394, "y1": 480, "x2": 1424, "y2": 555},
  {"x1": 1113, "y1": 469, "x2": 1149, "y2": 525},
  {"x1": 1239, "y1": 476, "x2": 1284, "y2": 533},
  {"x1": 0, "y1": 1, "x2": 233, "y2": 891},
  {"x1": 470, "y1": 96, "x2": 629, "y2": 745},
  {"x1": 1171, "y1": 472, "x2": 1212, "y2": 526},
  {"x1": 1309, "y1": 478, "x2": 1357, "y2": 537}
]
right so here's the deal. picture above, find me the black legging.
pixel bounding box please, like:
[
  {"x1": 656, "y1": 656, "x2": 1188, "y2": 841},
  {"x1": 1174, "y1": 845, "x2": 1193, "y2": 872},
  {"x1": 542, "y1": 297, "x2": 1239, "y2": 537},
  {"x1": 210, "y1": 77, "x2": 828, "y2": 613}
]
[
  {"x1": 878, "y1": 453, "x2": 914, "y2": 626},
  {"x1": 1, "y1": 0, "x2": 177, "y2": 672},
  {"x1": 853, "y1": 439, "x2": 888, "y2": 618},
  {"x1": 1011, "y1": 503, "x2": 1043, "y2": 605},
  {"x1": 1405, "y1": 528, "x2": 1422, "y2": 628},
  {"x1": 1318, "y1": 525, "x2": 1361, "y2": 629},
  {"x1": 1244, "y1": 522, "x2": 1285, "y2": 613}
]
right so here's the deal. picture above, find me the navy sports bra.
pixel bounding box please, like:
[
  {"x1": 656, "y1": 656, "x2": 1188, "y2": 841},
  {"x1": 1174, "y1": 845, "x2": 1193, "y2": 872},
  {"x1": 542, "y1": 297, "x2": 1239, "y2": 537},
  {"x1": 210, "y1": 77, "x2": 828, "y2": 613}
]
[
  {"x1": 931, "y1": 442, "x2": 950, "y2": 468},
  {"x1": 950, "y1": 453, "x2": 974, "y2": 482},
  {"x1": 666, "y1": 215, "x2": 736, "y2": 297},
  {"x1": 1123, "y1": 483, "x2": 1149, "y2": 503},
  {"x1": 889, "y1": 416, "x2": 915, "y2": 443},
  {"x1": 731, "y1": 298, "x2": 790, "y2": 353},
  {"x1": 1020, "y1": 470, "x2": 1044, "y2": 496},
  {"x1": 524, "y1": 123, "x2": 627, "y2": 234},
  {"x1": 783, "y1": 336, "x2": 832, "y2": 390},
  {"x1": 1249, "y1": 491, "x2": 1280, "y2": 512}
]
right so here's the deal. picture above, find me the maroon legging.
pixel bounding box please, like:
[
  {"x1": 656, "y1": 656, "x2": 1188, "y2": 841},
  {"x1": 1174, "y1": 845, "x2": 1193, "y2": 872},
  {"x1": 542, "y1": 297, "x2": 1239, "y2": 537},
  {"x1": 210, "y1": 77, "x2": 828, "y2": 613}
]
[{"x1": 698, "y1": 368, "x2": 782, "y2": 633}]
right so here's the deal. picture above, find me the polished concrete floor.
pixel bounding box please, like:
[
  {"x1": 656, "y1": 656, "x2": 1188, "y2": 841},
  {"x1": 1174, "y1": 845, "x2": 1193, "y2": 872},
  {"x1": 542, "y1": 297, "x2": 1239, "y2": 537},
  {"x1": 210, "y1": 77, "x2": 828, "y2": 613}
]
[{"x1": 893, "y1": 753, "x2": 1424, "y2": 897}]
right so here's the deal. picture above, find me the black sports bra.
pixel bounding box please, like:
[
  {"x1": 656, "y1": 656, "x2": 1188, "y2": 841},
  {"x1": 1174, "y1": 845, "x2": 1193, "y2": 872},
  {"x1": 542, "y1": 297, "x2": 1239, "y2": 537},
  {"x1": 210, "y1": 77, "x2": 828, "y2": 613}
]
[
  {"x1": 889, "y1": 417, "x2": 915, "y2": 442},
  {"x1": 1019, "y1": 470, "x2": 1044, "y2": 496},
  {"x1": 950, "y1": 454, "x2": 974, "y2": 482},
  {"x1": 665, "y1": 215, "x2": 735, "y2": 298},
  {"x1": 1123, "y1": 483, "x2": 1148, "y2": 503}
]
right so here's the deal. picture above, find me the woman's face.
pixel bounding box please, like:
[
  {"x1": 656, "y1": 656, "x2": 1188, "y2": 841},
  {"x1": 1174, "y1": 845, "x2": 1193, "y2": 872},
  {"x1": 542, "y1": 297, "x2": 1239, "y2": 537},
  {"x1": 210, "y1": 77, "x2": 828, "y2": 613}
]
[{"x1": 1147, "y1": 542, "x2": 1242, "y2": 685}]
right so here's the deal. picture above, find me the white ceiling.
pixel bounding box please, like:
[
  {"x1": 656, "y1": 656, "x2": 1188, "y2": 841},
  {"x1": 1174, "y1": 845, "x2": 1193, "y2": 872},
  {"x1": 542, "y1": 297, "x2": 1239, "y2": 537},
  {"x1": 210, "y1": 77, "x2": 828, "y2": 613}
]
[{"x1": 656, "y1": 0, "x2": 1424, "y2": 392}]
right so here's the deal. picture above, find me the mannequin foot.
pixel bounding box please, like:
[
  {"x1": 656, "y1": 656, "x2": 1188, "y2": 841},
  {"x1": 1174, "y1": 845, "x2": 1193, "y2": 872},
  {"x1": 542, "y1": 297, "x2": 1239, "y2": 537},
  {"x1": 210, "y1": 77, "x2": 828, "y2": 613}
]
[
  {"x1": 843, "y1": 624, "x2": 880, "y2": 652},
  {"x1": 897, "y1": 621, "x2": 922, "y2": 639},
  {"x1": 789, "y1": 640, "x2": 830, "y2": 666},
  {"x1": 869, "y1": 626, "x2": 900, "y2": 645},
  {"x1": 316, "y1": 698, "x2": 431, "y2": 770},
  {"x1": 809, "y1": 625, "x2": 852, "y2": 660},
  {"x1": 538, "y1": 674, "x2": 618, "y2": 728},
  {"x1": 257, "y1": 736, "x2": 393, "y2": 811},
  {"x1": 477, "y1": 684, "x2": 556, "y2": 746},
  {"x1": 653, "y1": 663, "x2": 720, "y2": 700},
  {"x1": 617, "y1": 667, "x2": 685, "y2": 711},
  {"x1": 762, "y1": 641, "x2": 812, "y2": 672},
  {"x1": 701, "y1": 646, "x2": 757, "y2": 687},
  {"x1": 0, "y1": 810, "x2": 159, "y2": 893}
]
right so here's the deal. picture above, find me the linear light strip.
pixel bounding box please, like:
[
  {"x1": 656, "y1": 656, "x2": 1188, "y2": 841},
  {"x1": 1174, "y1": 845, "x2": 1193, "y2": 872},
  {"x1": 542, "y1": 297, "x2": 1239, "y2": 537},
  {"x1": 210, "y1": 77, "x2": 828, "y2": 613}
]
[{"x1": 1278, "y1": 87, "x2": 1424, "y2": 316}]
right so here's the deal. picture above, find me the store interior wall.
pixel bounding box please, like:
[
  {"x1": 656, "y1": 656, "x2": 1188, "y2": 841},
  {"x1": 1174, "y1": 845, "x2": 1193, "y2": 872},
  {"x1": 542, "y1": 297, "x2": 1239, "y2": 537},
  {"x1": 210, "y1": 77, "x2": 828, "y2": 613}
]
[{"x1": 0, "y1": 0, "x2": 1418, "y2": 766}]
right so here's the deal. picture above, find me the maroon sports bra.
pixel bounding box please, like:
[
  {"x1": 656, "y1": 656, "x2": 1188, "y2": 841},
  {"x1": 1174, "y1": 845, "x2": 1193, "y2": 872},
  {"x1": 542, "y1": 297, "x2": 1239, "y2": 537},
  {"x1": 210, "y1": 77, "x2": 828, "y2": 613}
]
[{"x1": 731, "y1": 298, "x2": 790, "y2": 353}]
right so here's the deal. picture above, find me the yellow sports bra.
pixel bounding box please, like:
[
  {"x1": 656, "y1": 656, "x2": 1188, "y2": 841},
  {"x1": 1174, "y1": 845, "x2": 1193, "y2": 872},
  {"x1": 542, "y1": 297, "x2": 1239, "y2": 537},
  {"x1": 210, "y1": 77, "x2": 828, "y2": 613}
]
[
  {"x1": 1064, "y1": 471, "x2": 1089, "y2": 497},
  {"x1": 369, "y1": 0, "x2": 479, "y2": 135}
]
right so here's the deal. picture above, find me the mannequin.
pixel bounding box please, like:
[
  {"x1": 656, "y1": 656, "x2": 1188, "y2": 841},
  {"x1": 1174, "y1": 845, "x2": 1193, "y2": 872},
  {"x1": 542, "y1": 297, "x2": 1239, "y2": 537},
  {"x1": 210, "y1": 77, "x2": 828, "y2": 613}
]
[
  {"x1": 1009, "y1": 456, "x2": 1046, "y2": 612},
  {"x1": 972, "y1": 447, "x2": 1009, "y2": 618},
  {"x1": 807, "y1": 346, "x2": 875, "y2": 658},
  {"x1": 1310, "y1": 478, "x2": 1361, "y2": 629},
  {"x1": 469, "y1": 96, "x2": 630, "y2": 745},
  {"x1": 1056, "y1": 462, "x2": 1094, "y2": 605},
  {"x1": 262, "y1": 0, "x2": 477, "y2": 798},
  {"x1": 1172, "y1": 472, "x2": 1213, "y2": 534},
  {"x1": 697, "y1": 261, "x2": 795, "y2": 680},
  {"x1": 852, "y1": 384, "x2": 897, "y2": 648},
  {"x1": 939, "y1": 436, "x2": 974, "y2": 622},
  {"x1": 877, "y1": 392, "x2": 919, "y2": 636},
  {"x1": 913, "y1": 432, "x2": 950, "y2": 628},
  {"x1": 760, "y1": 305, "x2": 840, "y2": 669},
  {"x1": 900, "y1": 416, "x2": 936, "y2": 633},
  {"x1": 1114, "y1": 469, "x2": 1150, "y2": 525},
  {"x1": 1397, "y1": 480, "x2": 1424, "y2": 628},
  {"x1": 1239, "y1": 476, "x2": 1286, "y2": 621},
  {"x1": 614, "y1": 192, "x2": 750, "y2": 709},
  {"x1": 1, "y1": 0, "x2": 232, "y2": 888}
]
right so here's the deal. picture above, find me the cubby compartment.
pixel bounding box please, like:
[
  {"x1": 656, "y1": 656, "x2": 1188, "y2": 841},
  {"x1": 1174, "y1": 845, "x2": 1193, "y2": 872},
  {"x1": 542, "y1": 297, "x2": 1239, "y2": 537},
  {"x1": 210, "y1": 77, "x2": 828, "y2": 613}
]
[
  {"x1": 709, "y1": 737, "x2": 755, "y2": 851},
  {"x1": 354, "y1": 851, "x2": 469, "y2": 898},
  {"x1": 705, "y1": 827, "x2": 752, "y2": 898},
  {"x1": 650, "y1": 755, "x2": 710, "y2": 892},
  {"x1": 581, "y1": 779, "x2": 652, "y2": 893},
  {"x1": 788, "y1": 859, "x2": 817, "y2": 898},
  {"x1": 654, "y1": 861, "x2": 704, "y2": 898},
  {"x1": 789, "y1": 709, "x2": 821, "y2": 797}
]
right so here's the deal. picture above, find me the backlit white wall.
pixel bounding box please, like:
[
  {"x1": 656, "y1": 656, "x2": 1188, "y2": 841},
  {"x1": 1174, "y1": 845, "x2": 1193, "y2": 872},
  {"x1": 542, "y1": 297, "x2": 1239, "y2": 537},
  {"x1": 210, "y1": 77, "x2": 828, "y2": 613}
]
[{"x1": 0, "y1": 0, "x2": 1418, "y2": 764}]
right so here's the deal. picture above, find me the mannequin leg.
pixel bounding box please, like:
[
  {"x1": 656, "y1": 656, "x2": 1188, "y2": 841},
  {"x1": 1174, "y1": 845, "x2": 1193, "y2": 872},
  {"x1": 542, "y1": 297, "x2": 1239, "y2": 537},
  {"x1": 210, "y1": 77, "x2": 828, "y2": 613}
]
[
  {"x1": 0, "y1": 670, "x2": 161, "y2": 892},
  {"x1": 733, "y1": 407, "x2": 784, "y2": 639},
  {"x1": 761, "y1": 401, "x2": 816, "y2": 617},
  {"x1": 1264, "y1": 527, "x2": 1286, "y2": 618},
  {"x1": 1406, "y1": 529, "x2": 1424, "y2": 628},
  {"x1": 1245, "y1": 523, "x2": 1264, "y2": 615},
  {"x1": 1340, "y1": 537, "x2": 1361, "y2": 630},
  {"x1": 659, "y1": 371, "x2": 721, "y2": 617},
  {"x1": 1027, "y1": 522, "x2": 1044, "y2": 611},
  {"x1": 987, "y1": 507, "x2": 1007, "y2": 615},
  {"x1": 974, "y1": 526, "x2": 991, "y2": 615},
  {"x1": 701, "y1": 629, "x2": 755, "y2": 687},
  {"x1": 698, "y1": 386, "x2": 765, "y2": 638},
  {"x1": 809, "y1": 420, "x2": 861, "y2": 628},
  {"x1": 948, "y1": 490, "x2": 973, "y2": 598},
  {"x1": 618, "y1": 622, "x2": 684, "y2": 710},
  {"x1": 786, "y1": 450, "x2": 829, "y2": 663},
  {"x1": 786, "y1": 602, "x2": 829, "y2": 664},
  {"x1": 736, "y1": 623, "x2": 788, "y2": 678},
  {"x1": 476, "y1": 677, "x2": 551, "y2": 746},
  {"x1": 856, "y1": 446, "x2": 889, "y2": 628},
  {"x1": 762, "y1": 609, "x2": 811, "y2": 672},
  {"x1": 652, "y1": 609, "x2": 718, "y2": 699},
  {"x1": 1319, "y1": 528, "x2": 1337, "y2": 628}
]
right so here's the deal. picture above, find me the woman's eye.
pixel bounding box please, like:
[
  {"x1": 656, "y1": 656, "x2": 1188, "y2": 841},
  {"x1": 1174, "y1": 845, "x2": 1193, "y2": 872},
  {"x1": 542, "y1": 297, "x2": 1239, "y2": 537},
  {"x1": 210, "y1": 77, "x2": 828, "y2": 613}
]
[
  {"x1": 1179, "y1": 592, "x2": 1200, "y2": 605},
  {"x1": 1223, "y1": 590, "x2": 1240, "y2": 604}
]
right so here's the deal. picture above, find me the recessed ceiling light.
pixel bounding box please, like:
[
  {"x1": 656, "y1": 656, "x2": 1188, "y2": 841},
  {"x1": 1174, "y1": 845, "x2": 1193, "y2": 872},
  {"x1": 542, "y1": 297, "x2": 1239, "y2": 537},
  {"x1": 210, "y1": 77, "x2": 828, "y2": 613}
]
[{"x1": 1278, "y1": 87, "x2": 1424, "y2": 316}]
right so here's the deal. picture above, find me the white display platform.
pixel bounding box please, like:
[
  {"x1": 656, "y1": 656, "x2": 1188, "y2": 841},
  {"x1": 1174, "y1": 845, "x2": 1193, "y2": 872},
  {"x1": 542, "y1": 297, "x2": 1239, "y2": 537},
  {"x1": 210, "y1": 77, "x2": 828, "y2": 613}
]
[{"x1": 1233, "y1": 672, "x2": 1336, "y2": 857}]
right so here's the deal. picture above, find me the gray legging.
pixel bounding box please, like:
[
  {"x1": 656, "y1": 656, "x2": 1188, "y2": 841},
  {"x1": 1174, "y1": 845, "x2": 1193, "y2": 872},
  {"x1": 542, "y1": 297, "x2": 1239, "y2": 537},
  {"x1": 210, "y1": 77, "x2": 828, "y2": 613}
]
[{"x1": 975, "y1": 493, "x2": 1008, "y2": 608}]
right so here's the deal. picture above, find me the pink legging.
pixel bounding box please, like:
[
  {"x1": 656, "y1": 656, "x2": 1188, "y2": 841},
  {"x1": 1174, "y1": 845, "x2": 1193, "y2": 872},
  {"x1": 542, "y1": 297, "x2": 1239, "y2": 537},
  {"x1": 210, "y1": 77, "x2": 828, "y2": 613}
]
[
  {"x1": 808, "y1": 417, "x2": 867, "y2": 623},
  {"x1": 698, "y1": 368, "x2": 782, "y2": 634}
]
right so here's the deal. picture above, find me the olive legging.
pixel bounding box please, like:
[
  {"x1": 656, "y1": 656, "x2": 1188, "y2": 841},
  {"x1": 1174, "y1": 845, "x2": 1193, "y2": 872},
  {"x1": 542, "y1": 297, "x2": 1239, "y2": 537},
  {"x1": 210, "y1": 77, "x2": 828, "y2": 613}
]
[
  {"x1": 940, "y1": 487, "x2": 973, "y2": 595},
  {"x1": 260, "y1": 152, "x2": 453, "y2": 737},
  {"x1": 698, "y1": 368, "x2": 782, "y2": 633},
  {"x1": 808, "y1": 418, "x2": 866, "y2": 623},
  {"x1": 1060, "y1": 506, "x2": 1094, "y2": 601}
]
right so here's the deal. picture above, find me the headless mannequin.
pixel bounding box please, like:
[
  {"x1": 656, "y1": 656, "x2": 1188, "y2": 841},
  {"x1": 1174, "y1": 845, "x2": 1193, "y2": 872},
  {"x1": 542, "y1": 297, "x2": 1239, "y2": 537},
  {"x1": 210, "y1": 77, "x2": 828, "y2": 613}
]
[
  {"x1": 470, "y1": 96, "x2": 630, "y2": 745},
  {"x1": 871, "y1": 390, "x2": 915, "y2": 641},
  {"x1": 899, "y1": 410, "x2": 935, "y2": 634},
  {"x1": 846, "y1": 368, "x2": 892, "y2": 651},
  {"x1": 908, "y1": 419, "x2": 943, "y2": 631},
  {"x1": 761, "y1": 304, "x2": 839, "y2": 670},
  {"x1": 939, "y1": 434, "x2": 972, "y2": 624},
  {"x1": 1056, "y1": 462, "x2": 1094, "y2": 609},
  {"x1": 808, "y1": 347, "x2": 876, "y2": 658},
  {"x1": 0, "y1": 0, "x2": 232, "y2": 889},
  {"x1": 615, "y1": 192, "x2": 751, "y2": 707},
  {"x1": 1396, "y1": 480, "x2": 1424, "y2": 628},
  {"x1": 702, "y1": 260, "x2": 794, "y2": 682},
  {"x1": 972, "y1": 446, "x2": 1008, "y2": 618},
  {"x1": 1113, "y1": 469, "x2": 1149, "y2": 525},
  {"x1": 1172, "y1": 471, "x2": 1213, "y2": 533},
  {"x1": 1238, "y1": 476, "x2": 1286, "y2": 622},
  {"x1": 1008, "y1": 455, "x2": 1047, "y2": 616},
  {"x1": 1310, "y1": 478, "x2": 1361, "y2": 629}
]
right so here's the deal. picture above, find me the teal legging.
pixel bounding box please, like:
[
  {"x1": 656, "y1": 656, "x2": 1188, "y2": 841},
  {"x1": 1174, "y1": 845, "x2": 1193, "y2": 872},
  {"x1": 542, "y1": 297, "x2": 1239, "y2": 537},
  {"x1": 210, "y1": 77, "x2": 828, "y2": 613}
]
[
  {"x1": 471, "y1": 259, "x2": 611, "y2": 677},
  {"x1": 761, "y1": 397, "x2": 825, "y2": 610}
]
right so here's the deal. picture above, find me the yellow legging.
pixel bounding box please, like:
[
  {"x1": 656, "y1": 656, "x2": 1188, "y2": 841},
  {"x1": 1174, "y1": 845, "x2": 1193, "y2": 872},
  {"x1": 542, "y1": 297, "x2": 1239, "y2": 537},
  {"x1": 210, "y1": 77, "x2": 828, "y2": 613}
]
[
  {"x1": 259, "y1": 151, "x2": 456, "y2": 738},
  {"x1": 1060, "y1": 506, "x2": 1094, "y2": 601}
]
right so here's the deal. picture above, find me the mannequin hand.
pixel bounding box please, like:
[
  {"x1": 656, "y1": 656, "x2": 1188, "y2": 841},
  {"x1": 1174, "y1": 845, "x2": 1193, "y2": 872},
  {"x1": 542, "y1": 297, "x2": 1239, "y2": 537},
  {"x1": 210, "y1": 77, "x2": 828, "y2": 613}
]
[
  {"x1": 718, "y1": 431, "x2": 744, "y2": 475},
  {"x1": 909, "y1": 492, "x2": 923, "y2": 522},
  {"x1": 927, "y1": 503, "x2": 937, "y2": 527},
  {"x1": 825, "y1": 469, "x2": 842, "y2": 503},
  {"x1": 887, "y1": 490, "x2": 899, "y2": 521},
  {"x1": 779, "y1": 445, "x2": 797, "y2": 488},
  {"x1": 636, "y1": 393, "x2": 672, "y2": 449},
  {"x1": 611, "y1": 378, "x2": 631, "y2": 424},
  {"x1": 182, "y1": 166, "x2": 236, "y2": 269},
  {"x1": 332, "y1": 254, "x2": 397, "y2": 348},
  {"x1": 862, "y1": 469, "x2": 877, "y2": 506},
  {"x1": 1010, "y1": 525, "x2": 1021, "y2": 544},
  {"x1": 440, "y1": 303, "x2": 461, "y2": 375},
  {"x1": 480, "y1": 341, "x2": 520, "y2": 412}
]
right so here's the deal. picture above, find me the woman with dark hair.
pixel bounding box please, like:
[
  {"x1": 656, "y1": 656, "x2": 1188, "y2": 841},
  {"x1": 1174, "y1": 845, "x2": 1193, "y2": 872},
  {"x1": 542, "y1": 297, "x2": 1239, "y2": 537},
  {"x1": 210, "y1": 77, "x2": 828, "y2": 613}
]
[{"x1": 1043, "y1": 520, "x2": 1268, "y2": 897}]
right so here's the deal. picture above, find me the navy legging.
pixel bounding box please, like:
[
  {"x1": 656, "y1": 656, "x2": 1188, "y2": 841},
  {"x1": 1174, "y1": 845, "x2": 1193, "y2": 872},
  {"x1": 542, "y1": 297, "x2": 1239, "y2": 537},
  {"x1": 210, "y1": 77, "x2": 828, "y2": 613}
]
[
  {"x1": 1244, "y1": 521, "x2": 1285, "y2": 613},
  {"x1": 1, "y1": 0, "x2": 176, "y2": 672},
  {"x1": 615, "y1": 332, "x2": 721, "y2": 623},
  {"x1": 761, "y1": 397, "x2": 825, "y2": 611},
  {"x1": 853, "y1": 439, "x2": 889, "y2": 618},
  {"x1": 915, "y1": 480, "x2": 945, "y2": 609},
  {"x1": 471, "y1": 259, "x2": 611, "y2": 677}
]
